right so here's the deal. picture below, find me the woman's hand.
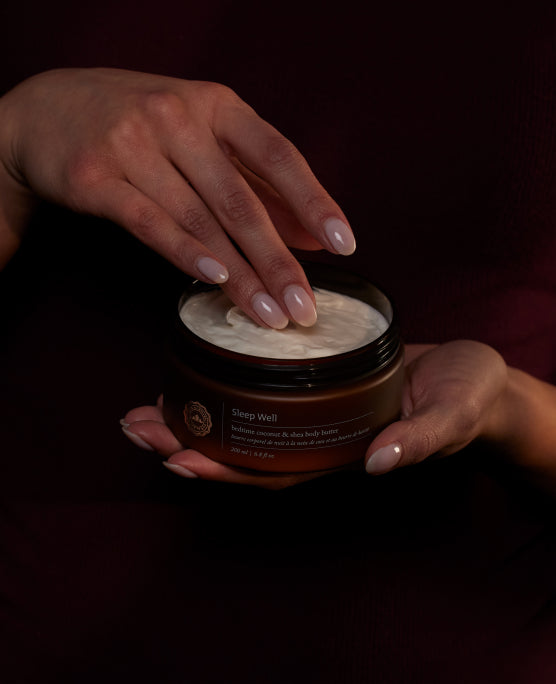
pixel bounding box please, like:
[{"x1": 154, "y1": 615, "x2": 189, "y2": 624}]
[
  {"x1": 121, "y1": 396, "x2": 329, "y2": 490},
  {"x1": 364, "y1": 341, "x2": 509, "y2": 473},
  {"x1": 0, "y1": 68, "x2": 355, "y2": 326},
  {"x1": 366, "y1": 341, "x2": 556, "y2": 492},
  {"x1": 121, "y1": 341, "x2": 521, "y2": 488}
]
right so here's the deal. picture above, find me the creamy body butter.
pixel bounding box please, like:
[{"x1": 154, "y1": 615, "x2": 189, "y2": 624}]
[
  {"x1": 180, "y1": 288, "x2": 389, "y2": 359},
  {"x1": 163, "y1": 264, "x2": 404, "y2": 473}
]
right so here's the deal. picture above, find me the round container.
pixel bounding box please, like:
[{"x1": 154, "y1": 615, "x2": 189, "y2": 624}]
[{"x1": 162, "y1": 263, "x2": 404, "y2": 473}]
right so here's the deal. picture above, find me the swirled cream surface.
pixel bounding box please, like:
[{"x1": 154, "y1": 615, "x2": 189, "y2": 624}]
[{"x1": 180, "y1": 288, "x2": 388, "y2": 359}]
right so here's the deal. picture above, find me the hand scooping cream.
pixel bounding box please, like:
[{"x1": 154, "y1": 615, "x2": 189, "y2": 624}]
[
  {"x1": 179, "y1": 288, "x2": 389, "y2": 359},
  {"x1": 164, "y1": 264, "x2": 404, "y2": 473}
]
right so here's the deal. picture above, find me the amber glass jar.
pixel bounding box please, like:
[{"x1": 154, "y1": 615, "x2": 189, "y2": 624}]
[{"x1": 163, "y1": 264, "x2": 404, "y2": 473}]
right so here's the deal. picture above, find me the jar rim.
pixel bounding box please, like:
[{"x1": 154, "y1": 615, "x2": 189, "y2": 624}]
[{"x1": 169, "y1": 262, "x2": 402, "y2": 389}]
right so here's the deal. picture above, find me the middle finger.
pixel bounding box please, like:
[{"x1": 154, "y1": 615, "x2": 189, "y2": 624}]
[
  {"x1": 123, "y1": 155, "x2": 295, "y2": 327},
  {"x1": 169, "y1": 134, "x2": 318, "y2": 326}
]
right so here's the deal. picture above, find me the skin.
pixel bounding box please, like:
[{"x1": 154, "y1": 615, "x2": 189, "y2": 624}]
[
  {"x1": 1, "y1": 69, "x2": 555, "y2": 492},
  {"x1": 121, "y1": 343, "x2": 556, "y2": 492},
  {"x1": 0, "y1": 68, "x2": 356, "y2": 328}
]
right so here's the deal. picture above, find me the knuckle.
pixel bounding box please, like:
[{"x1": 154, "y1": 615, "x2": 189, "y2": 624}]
[
  {"x1": 405, "y1": 399, "x2": 482, "y2": 465},
  {"x1": 201, "y1": 80, "x2": 254, "y2": 131},
  {"x1": 418, "y1": 427, "x2": 441, "y2": 461},
  {"x1": 66, "y1": 150, "x2": 105, "y2": 194},
  {"x1": 140, "y1": 90, "x2": 197, "y2": 141},
  {"x1": 261, "y1": 134, "x2": 298, "y2": 171},
  {"x1": 105, "y1": 111, "x2": 148, "y2": 151},
  {"x1": 260, "y1": 252, "x2": 297, "y2": 281},
  {"x1": 453, "y1": 394, "x2": 483, "y2": 436},
  {"x1": 191, "y1": 81, "x2": 245, "y2": 127},
  {"x1": 202, "y1": 81, "x2": 244, "y2": 111},
  {"x1": 220, "y1": 188, "x2": 262, "y2": 225},
  {"x1": 302, "y1": 192, "x2": 334, "y2": 224},
  {"x1": 202, "y1": 81, "x2": 237, "y2": 102},
  {"x1": 181, "y1": 206, "x2": 212, "y2": 240},
  {"x1": 404, "y1": 417, "x2": 441, "y2": 465},
  {"x1": 127, "y1": 202, "x2": 163, "y2": 239},
  {"x1": 142, "y1": 89, "x2": 184, "y2": 122}
]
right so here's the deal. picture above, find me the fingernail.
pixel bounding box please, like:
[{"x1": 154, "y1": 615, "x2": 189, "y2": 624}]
[
  {"x1": 366, "y1": 443, "x2": 402, "y2": 474},
  {"x1": 251, "y1": 292, "x2": 289, "y2": 329},
  {"x1": 324, "y1": 218, "x2": 356, "y2": 255},
  {"x1": 196, "y1": 256, "x2": 229, "y2": 284},
  {"x1": 121, "y1": 426, "x2": 155, "y2": 451},
  {"x1": 283, "y1": 285, "x2": 317, "y2": 327},
  {"x1": 163, "y1": 462, "x2": 199, "y2": 478}
]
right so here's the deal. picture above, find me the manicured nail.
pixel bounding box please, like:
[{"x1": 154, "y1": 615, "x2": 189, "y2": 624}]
[
  {"x1": 324, "y1": 218, "x2": 356, "y2": 255},
  {"x1": 251, "y1": 292, "x2": 289, "y2": 329},
  {"x1": 196, "y1": 256, "x2": 229, "y2": 284},
  {"x1": 283, "y1": 285, "x2": 317, "y2": 327},
  {"x1": 163, "y1": 462, "x2": 199, "y2": 478},
  {"x1": 366, "y1": 443, "x2": 402, "y2": 474},
  {"x1": 121, "y1": 426, "x2": 155, "y2": 451}
]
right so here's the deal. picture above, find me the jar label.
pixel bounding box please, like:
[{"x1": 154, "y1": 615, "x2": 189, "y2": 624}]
[
  {"x1": 224, "y1": 406, "x2": 374, "y2": 462},
  {"x1": 166, "y1": 349, "x2": 404, "y2": 472}
]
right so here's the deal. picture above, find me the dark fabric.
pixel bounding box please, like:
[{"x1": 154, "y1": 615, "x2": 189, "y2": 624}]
[{"x1": 1, "y1": 2, "x2": 556, "y2": 682}]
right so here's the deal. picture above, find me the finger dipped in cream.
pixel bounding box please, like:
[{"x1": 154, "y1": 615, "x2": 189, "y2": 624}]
[{"x1": 180, "y1": 288, "x2": 388, "y2": 359}]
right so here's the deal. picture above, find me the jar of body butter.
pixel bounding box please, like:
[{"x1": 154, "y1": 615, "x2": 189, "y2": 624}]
[{"x1": 163, "y1": 263, "x2": 404, "y2": 473}]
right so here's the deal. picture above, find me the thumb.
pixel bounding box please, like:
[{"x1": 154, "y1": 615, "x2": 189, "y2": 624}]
[{"x1": 364, "y1": 406, "x2": 467, "y2": 475}]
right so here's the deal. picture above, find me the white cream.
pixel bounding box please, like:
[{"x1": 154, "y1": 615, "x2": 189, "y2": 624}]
[{"x1": 180, "y1": 288, "x2": 388, "y2": 359}]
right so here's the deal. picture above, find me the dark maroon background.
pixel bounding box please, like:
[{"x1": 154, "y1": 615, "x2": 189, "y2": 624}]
[{"x1": 1, "y1": 2, "x2": 555, "y2": 682}]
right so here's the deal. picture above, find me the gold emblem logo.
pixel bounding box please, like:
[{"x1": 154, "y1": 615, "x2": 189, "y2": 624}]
[{"x1": 184, "y1": 401, "x2": 212, "y2": 437}]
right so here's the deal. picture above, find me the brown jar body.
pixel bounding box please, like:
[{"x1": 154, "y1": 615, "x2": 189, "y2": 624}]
[
  {"x1": 163, "y1": 264, "x2": 404, "y2": 473},
  {"x1": 163, "y1": 346, "x2": 404, "y2": 473}
]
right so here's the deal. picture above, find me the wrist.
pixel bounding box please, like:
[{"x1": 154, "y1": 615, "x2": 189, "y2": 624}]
[
  {"x1": 480, "y1": 364, "x2": 518, "y2": 449},
  {"x1": 480, "y1": 365, "x2": 556, "y2": 478}
]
